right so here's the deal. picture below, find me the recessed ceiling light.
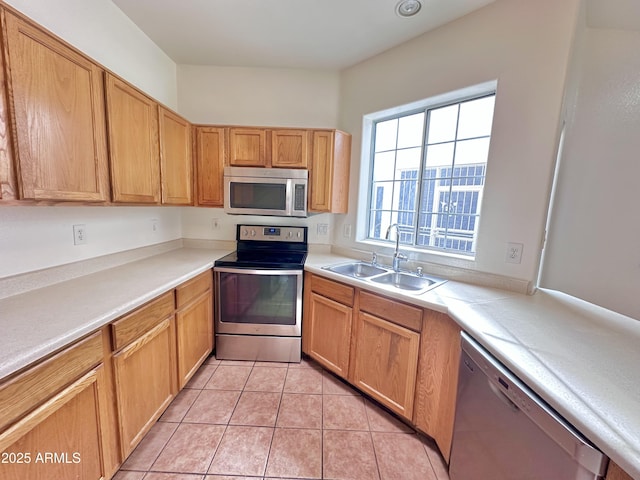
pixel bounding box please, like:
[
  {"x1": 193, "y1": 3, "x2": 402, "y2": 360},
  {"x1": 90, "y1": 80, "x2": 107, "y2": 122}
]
[{"x1": 395, "y1": 0, "x2": 422, "y2": 17}]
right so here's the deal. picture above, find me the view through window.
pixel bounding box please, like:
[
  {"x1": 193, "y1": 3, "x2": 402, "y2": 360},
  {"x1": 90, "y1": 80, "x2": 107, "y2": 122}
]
[{"x1": 368, "y1": 93, "x2": 496, "y2": 255}]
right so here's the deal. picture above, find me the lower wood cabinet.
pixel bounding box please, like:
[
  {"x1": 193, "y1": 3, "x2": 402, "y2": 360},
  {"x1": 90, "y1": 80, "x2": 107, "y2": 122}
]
[
  {"x1": 606, "y1": 462, "x2": 634, "y2": 480},
  {"x1": 111, "y1": 292, "x2": 177, "y2": 458},
  {"x1": 351, "y1": 311, "x2": 420, "y2": 420},
  {"x1": 413, "y1": 309, "x2": 461, "y2": 462},
  {"x1": 0, "y1": 272, "x2": 215, "y2": 479},
  {"x1": 0, "y1": 330, "x2": 117, "y2": 480},
  {"x1": 307, "y1": 292, "x2": 353, "y2": 378},
  {"x1": 304, "y1": 273, "x2": 421, "y2": 420},
  {"x1": 303, "y1": 272, "x2": 463, "y2": 461},
  {"x1": 175, "y1": 271, "x2": 213, "y2": 389},
  {"x1": 304, "y1": 273, "x2": 355, "y2": 378}
]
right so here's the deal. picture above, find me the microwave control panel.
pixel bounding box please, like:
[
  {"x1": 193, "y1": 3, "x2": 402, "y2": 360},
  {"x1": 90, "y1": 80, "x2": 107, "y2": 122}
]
[{"x1": 294, "y1": 184, "x2": 306, "y2": 211}]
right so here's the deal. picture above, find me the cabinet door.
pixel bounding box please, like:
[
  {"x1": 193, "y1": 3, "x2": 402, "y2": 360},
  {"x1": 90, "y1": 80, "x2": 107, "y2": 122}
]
[
  {"x1": 307, "y1": 292, "x2": 352, "y2": 378},
  {"x1": 352, "y1": 311, "x2": 420, "y2": 420},
  {"x1": 606, "y1": 462, "x2": 634, "y2": 480},
  {"x1": 271, "y1": 129, "x2": 308, "y2": 168},
  {"x1": 0, "y1": 22, "x2": 16, "y2": 201},
  {"x1": 159, "y1": 107, "x2": 192, "y2": 205},
  {"x1": 309, "y1": 130, "x2": 350, "y2": 213},
  {"x1": 105, "y1": 74, "x2": 160, "y2": 203},
  {"x1": 0, "y1": 367, "x2": 109, "y2": 480},
  {"x1": 194, "y1": 126, "x2": 225, "y2": 206},
  {"x1": 413, "y1": 310, "x2": 461, "y2": 462},
  {"x1": 4, "y1": 12, "x2": 109, "y2": 202},
  {"x1": 309, "y1": 131, "x2": 333, "y2": 211},
  {"x1": 176, "y1": 272, "x2": 213, "y2": 389},
  {"x1": 176, "y1": 292, "x2": 213, "y2": 388},
  {"x1": 228, "y1": 127, "x2": 266, "y2": 167},
  {"x1": 113, "y1": 317, "x2": 175, "y2": 458}
]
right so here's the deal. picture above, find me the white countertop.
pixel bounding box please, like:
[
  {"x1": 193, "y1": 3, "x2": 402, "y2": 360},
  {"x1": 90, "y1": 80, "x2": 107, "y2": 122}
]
[
  {"x1": 0, "y1": 248, "x2": 228, "y2": 381},
  {"x1": 1, "y1": 247, "x2": 638, "y2": 478},
  {"x1": 307, "y1": 253, "x2": 640, "y2": 479}
]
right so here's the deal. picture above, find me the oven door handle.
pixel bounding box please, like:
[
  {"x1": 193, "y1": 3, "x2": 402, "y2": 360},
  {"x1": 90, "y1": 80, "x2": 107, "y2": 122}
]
[{"x1": 213, "y1": 267, "x2": 303, "y2": 276}]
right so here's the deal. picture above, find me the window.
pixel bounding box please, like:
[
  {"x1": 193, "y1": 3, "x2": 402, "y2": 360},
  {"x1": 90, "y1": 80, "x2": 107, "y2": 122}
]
[{"x1": 367, "y1": 92, "x2": 495, "y2": 256}]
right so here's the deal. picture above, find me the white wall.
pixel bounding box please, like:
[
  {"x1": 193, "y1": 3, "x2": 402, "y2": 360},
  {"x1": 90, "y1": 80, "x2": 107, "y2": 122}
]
[
  {"x1": 540, "y1": 25, "x2": 640, "y2": 321},
  {"x1": 178, "y1": 65, "x2": 340, "y2": 127},
  {"x1": 181, "y1": 209, "x2": 335, "y2": 246},
  {"x1": 178, "y1": 65, "x2": 342, "y2": 242},
  {"x1": 336, "y1": 0, "x2": 580, "y2": 287},
  {"x1": 0, "y1": 0, "x2": 182, "y2": 279},
  {"x1": 0, "y1": 207, "x2": 181, "y2": 278},
  {"x1": 5, "y1": 0, "x2": 178, "y2": 108}
]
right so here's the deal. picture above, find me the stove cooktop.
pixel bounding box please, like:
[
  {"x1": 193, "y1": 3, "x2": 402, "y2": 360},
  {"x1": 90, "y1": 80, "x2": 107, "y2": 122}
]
[
  {"x1": 214, "y1": 250, "x2": 307, "y2": 270},
  {"x1": 214, "y1": 224, "x2": 308, "y2": 270}
]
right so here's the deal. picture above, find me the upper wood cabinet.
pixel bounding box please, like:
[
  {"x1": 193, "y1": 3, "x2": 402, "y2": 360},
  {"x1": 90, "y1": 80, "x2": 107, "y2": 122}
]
[
  {"x1": 159, "y1": 107, "x2": 192, "y2": 205},
  {"x1": 105, "y1": 73, "x2": 160, "y2": 204},
  {"x1": 413, "y1": 309, "x2": 461, "y2": 462},
  {"x1": 0, "y1": 23, "x2": 16, "y2": 202},
  {"x1": 194, "y1": 126, "x2": 225, "y2": 206},
  {"x1": 3, "y1": 12, "x2": 109, "y2": 202},
  {"x1": 271, "y1": 129, "x2": 308, "y2": 168},
  {"x1": 228, "y1": 127, "x2": 267, "y2": 167},
  {"x1": 309, "y1": 130, "x2": 351, "y2": 213}
]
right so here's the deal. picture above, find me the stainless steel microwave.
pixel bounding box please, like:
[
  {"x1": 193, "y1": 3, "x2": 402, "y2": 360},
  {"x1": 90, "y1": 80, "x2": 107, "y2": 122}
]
[{"x1": 223, "y1": 166, "x2": 308, "y2": 217}]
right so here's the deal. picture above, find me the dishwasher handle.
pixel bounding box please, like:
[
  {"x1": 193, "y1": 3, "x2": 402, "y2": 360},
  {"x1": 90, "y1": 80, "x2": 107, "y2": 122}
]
[{"x1": 487, "y1": 378, "x2": 520, "y2": 413}]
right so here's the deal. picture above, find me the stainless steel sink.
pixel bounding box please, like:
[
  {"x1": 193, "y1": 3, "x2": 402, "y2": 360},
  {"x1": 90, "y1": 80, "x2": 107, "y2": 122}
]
[
  {"x1": 323, "y1": 261, "x2": 446, "y2": 294},
  {"x1": 370, "y1": 271, "x2": 438, "y2": 291},
  {"x1": 324, "y1": 262, "x2": 388, "y2": 278}
]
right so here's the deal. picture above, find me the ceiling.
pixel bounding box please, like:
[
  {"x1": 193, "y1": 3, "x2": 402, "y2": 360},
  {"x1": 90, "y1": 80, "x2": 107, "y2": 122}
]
[{"x1": 111, "y1": 0, "x2": 495, "y2": 70}]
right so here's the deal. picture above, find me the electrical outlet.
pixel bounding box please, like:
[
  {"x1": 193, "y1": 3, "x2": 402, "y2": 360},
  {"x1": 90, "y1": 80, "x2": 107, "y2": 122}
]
[
  {"x1": 212, "y1": 218, "x2": 220, "y2": 230},
  {"x1": 343, "y1": 224, "x2": 352, "y2": 238},
  {"x1": 317, "y1": 223, "x2": 329, "y2": 236},
  {"x1": 73, "y1": 224, "x2": 87, "y2": 245},
  {"x1": 151, "y1": 218, "x2": 158, "y2": 233},
  {"x1": 505, "y1": 242, "x2": 523, "y2": 264}
]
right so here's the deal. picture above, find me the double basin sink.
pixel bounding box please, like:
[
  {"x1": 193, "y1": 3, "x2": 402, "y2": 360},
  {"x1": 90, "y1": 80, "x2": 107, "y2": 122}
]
[{"x1": 322, "y1": 261, "x2": 446, "y2": 295}]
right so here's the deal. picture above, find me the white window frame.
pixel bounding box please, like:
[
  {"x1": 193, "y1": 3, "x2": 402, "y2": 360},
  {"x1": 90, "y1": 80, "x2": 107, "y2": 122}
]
[{"x1": 356, "y1": 80, "x2": 497, "y2": 260}]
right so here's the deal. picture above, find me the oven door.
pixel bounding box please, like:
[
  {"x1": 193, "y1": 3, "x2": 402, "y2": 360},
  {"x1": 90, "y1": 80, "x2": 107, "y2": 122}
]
[{"x1": 214, "y1": 267, "x2": 303, "y2": 336}]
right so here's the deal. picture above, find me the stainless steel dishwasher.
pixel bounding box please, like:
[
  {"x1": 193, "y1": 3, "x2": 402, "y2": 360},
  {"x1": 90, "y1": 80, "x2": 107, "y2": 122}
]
[{"x1": 449, "y1": 332, "x2": 609, "y2": 480}]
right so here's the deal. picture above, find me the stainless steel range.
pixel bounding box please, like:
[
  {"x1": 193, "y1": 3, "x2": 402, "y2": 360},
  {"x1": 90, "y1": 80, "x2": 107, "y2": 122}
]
[{"x1": 213, "y1": 224, "x2": 307, "y2": 363}]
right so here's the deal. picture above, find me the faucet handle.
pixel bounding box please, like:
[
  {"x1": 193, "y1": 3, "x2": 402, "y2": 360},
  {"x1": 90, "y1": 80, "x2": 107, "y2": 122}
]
[
  {"x1": 371, "y1": 252, "x2": 378, "y2": 266},
  {"x1": 416, "y1": 266, "x2": 423, "y2": 277}
]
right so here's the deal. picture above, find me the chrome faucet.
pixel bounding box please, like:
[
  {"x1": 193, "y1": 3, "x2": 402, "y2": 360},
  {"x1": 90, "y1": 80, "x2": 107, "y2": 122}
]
[{"x1": 385, "y1": 223, "x2": 408, "y2": 272}]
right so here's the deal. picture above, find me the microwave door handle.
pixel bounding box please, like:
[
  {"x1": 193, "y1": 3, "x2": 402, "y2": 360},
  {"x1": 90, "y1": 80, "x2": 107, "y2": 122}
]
[{"x1": 285, "y1": 179, "x2": 293, "y2": 216}]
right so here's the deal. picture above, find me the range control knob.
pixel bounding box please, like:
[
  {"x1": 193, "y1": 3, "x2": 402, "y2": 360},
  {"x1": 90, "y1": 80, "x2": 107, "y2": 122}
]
[
  {"x1": 250, "y1": 229, "x2": 256, "y2": 237},
  {"x1": 287, "y1": 231, "x2": 293, "y2": 238},
  {"x1": 242, "y1": 229, "x2": 248, "y2": 237}
]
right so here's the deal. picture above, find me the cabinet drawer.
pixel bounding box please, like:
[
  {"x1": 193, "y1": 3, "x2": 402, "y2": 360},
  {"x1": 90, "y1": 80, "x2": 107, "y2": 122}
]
[
  {"x1": 111, "y1": 291, "x2": 175, "y2": 351},
  {"x1": 0, "y1": 331, "x2": 103, "y2": 432},
  {"x1": 311, "y1": 275, "x2": 354, "y2": 306},
  {"x1": 176, "y1": 271, "x2": 212, "y2": 308},
  {"x1": 359, "y1": 291, "x2": 422, "y2": 332}
]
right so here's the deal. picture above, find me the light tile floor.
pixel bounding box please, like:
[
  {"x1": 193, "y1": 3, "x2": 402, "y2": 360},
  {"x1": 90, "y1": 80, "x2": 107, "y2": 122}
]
[{"x1": 114, "y1": 356, "x2": 451, "y2": 480}]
